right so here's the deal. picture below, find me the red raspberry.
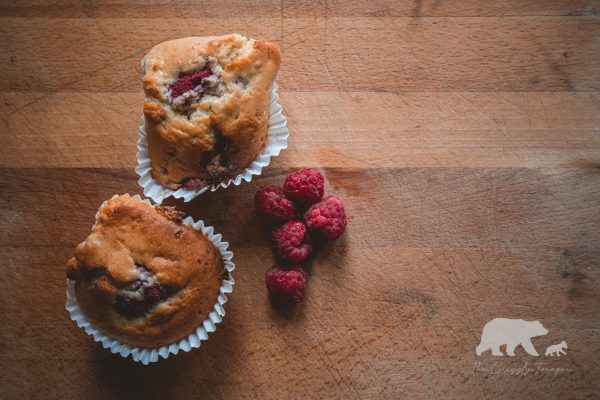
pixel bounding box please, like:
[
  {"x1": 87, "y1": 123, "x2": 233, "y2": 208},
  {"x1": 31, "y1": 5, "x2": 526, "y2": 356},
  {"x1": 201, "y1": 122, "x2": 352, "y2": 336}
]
[
  {"x1": 304, "y1": 196, "x2": 347, "y2": 240},
  {"x1": 144, "y1": 284, "x2": 170, "y2": 301},
  {"x1": 179, "y1": 177, "x2": 204, "y2": 189},
  {"x1": 283, "y1": 168, "x2": 324, "y2": 207},
  {"x1": 254, "y1": 185, "x2": 296, "y2": 224},
  {"x1": 169, "y1": 68, "x2": 213, "y2": 99},
  {"x1": 272, "y1": 220, "x2": 312, "y2": 262},
  {"x1": 265, "y1": 265, "x2": 306, "y2": 304}
]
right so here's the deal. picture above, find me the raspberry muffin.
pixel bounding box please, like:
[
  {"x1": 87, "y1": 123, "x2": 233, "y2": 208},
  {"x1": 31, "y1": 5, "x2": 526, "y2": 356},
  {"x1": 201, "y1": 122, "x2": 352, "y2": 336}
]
[
  {"x1": 66, "y1": 194, "x2": 225, "y2": 347},
  {"x1": 142, "y1": 34, "x2": 281, "y2": 190}
]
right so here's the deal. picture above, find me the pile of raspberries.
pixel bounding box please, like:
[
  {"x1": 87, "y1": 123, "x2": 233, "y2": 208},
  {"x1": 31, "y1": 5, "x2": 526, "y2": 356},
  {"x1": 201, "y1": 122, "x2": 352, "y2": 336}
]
[{"x1": 254, "y1": 168, "x2": 347, "y2": 305}]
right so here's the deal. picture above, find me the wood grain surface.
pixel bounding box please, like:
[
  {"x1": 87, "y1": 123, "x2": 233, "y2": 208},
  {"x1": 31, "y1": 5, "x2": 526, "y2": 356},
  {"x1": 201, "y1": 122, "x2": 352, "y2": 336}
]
[{"x1": 1, "y1": 1, "x2": 600, "y2": 399}]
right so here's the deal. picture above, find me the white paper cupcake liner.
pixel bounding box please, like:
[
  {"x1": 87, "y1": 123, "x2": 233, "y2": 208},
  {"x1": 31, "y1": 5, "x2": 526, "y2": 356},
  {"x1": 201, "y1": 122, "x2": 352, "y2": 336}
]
[
  {"x1": 135, "y1": 81, "x2": 289, "y2": 204},
  {"x1": 65, "y1": 194, "x2": 235, "y2": 365}
]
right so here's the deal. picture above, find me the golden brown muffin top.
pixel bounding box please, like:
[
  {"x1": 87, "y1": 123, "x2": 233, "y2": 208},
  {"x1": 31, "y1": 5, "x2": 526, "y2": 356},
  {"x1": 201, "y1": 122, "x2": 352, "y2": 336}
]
[
  {"x1": 142, "y1": 34, "x2": 281, "y2": 190},
  {"x1": 66, "y1": 195, "x2": 224, "y2": 347}
]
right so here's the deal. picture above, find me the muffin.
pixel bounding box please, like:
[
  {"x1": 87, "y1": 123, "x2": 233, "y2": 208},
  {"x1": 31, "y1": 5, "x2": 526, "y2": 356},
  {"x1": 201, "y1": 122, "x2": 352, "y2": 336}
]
[
  {"x1": 142, "y1": 34, "x2": 281, "y2": 190},
  {"x1": 66, "y1": 194, "x2": 226, "y2": 347}
]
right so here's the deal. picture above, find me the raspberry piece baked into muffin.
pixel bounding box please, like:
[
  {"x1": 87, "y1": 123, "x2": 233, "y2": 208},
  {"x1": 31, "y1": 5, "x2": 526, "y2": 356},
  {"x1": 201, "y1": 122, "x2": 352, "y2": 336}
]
[
  {"x1": 66, "y1": 195, "x2": 226, "y2": 347},
  {"x1": 142, "y1": 34, "x2": 281, "y2": 190}
]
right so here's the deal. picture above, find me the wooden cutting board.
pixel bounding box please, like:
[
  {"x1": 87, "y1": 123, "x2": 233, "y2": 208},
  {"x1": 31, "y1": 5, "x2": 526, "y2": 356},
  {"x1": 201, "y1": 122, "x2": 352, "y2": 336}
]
[{"x1": 1, "y1": 1, "x2": 599, "y2": 398}]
